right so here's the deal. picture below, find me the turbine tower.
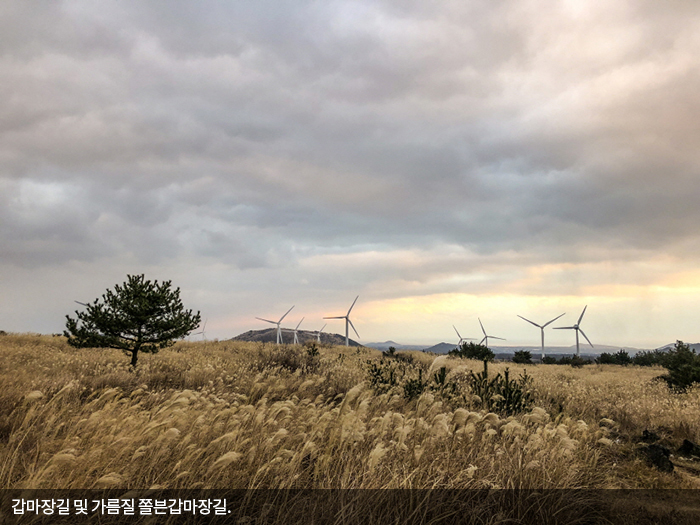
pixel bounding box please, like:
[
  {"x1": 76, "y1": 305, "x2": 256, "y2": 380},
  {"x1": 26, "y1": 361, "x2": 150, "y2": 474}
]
[
  {"x1": 478, "y1": 318, "x2": 505, "y2": 348},
  {"x1": 453, "y1": 325, "x2": 475, "y2": 348},
  {"x1": 517, "y1": 313, "x2": 565, "y2": 361},
  {"x1": 554, "y1": 306, "x2": 593, "y2": 356},
  {"x1": 256, "y1": 305, "x2": 294, "y2": 345},
  {"x1": 324, "y1": 296, "x2": 360, "y2": 347},
  {"x1": 190, "y1": 318, "x2": 208, "y2": 341},
  {"x1": 283, "y1": 317, "x2": 305, "y2": 345},
  {"x1": 316, "y1": 323, "x2": 327, "y2": 343}
]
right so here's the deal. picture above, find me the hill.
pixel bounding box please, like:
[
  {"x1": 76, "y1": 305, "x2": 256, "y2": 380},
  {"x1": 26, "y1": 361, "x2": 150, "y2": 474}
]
[
  {"x1": 365, "y1": 341, "x2": 428, "y2": 351},
  {"x1": 656, "y1": 342, "x2": 700, "y2": 352},
  {"x1": 231, "y1": 328, "x2": 362, "y2": 347}
]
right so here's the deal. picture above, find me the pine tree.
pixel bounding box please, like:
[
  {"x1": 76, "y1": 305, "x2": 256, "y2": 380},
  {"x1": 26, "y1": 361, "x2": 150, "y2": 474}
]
[{"x1": 64, "y1": 274, "x2": 201, "y2": 367}]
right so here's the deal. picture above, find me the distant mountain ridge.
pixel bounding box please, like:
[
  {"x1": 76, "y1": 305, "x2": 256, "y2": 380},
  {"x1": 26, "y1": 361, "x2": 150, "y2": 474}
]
[
  {"x1": 656, "y1": 342, "x2": 700, "y2": 352},
  {"x1": 368, "y1": 341, "x2": 658, "y2": 355},
  {"x1": 231, "y1": 328, "x2": 362, "y2": 347}
]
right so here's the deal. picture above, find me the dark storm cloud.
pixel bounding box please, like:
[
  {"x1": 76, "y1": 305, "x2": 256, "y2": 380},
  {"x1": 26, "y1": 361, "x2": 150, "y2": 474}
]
[{"x1": 2, "y1": 0, "x2": 700, "y2": 280}]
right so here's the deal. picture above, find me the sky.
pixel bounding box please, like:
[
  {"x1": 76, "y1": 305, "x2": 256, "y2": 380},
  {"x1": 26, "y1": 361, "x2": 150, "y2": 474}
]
[{"x1": 2, "y1": 0, "x2": 700, "y2": 349}]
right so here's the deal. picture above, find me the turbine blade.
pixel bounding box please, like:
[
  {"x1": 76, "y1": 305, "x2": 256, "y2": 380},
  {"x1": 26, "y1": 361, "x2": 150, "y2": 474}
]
[
  {"x1": 320, "y1": 324, "x2": 327, "y2": 332},
  {"x1": 74, "y1": 300, "x2": 88, "y2": 306},
  {"x1": 542, "y1": 313, "x2": 566, "y2": 328},
  {"x1": 296, "y1": 317, "x2": 305, "y2": 330},
  {"x1": 347, "y1": 295, "x2": 359, "y2": 316},
  {"x1": 479, "y1": 337, "x2": 486, "y2": 345},
  {"x1": 256, "y1": 317, "x2": 276, "y2": 324},
  {"x1": 453, "y1": 325, "x2": 462, "y2": 338},
  {"x1": 517, "y1": 315, "x2": 540, "y2": 328},
  {"x1": 577, "y1": 305, "x2": 587, "y2": 325},
  {"x1": 323, "y1": 316, "x2": 345, "y2": 319},
  {"x1": 579, "y1": 328, "x2": 594, "y2": 348},
  {"x1": 278, "y1": 305, "x2": 295, "y2": 323},
  {"x1": 478, "y1": 318, "x2": 486, "y2": 336},
  {"x1": 491, "y1": 336, "x2": 506, "y2": 341},
  {"x1": 554, "y1": 326, "x2": 576, "y2": 330},
  {"x1": 348, "y1": 318, "x2": 360, "y2": 338}
]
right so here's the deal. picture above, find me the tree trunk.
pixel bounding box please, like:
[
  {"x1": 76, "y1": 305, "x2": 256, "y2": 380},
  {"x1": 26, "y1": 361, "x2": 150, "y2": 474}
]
[{"x1": 131, "y1": 347, "x2": 139, "y2": 367}]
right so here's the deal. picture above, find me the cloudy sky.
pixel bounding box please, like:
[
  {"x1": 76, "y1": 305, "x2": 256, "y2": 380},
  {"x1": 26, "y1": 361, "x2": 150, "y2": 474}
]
[{"x1": 2, "y1": 0, "x2": 700, "y2": 348}]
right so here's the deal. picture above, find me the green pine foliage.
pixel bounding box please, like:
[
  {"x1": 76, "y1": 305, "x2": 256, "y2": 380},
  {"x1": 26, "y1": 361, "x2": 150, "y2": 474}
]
[
  {"x1": 512, "y1": 350, "x2": 533, "y2": 364},
  {"x1": 659, "y1": 340, "x2": 700, "y2": 391},
  {"x1": 631, "y1": 349, "x2": 666, "y2": 366},
  {"x1": 466, "y1": 360, "x2": 534, "y2": 416},
  {"x1": 449, "y1": 341, "x2": 495, "y2": 362},
  {"x1": 64, "y1": 274, "x2": 201, "y2": 367},
  {"x1": 596, "y1": 350, "x2": 632, "y2": 365}
]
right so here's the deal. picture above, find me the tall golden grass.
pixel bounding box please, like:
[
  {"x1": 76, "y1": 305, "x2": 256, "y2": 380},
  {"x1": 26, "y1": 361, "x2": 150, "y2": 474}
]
[{"x1": 1, "y1": 333, "x2": 698, "y2": 491}]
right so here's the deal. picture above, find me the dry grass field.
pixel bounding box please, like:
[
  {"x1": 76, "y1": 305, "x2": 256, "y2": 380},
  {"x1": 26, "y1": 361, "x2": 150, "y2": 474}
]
[
  {"x1": 1, "y1": 333, "x2": 699, "y2": 491},
  {"x1": 2, "y1": 333, "x2": 700, "y2": 522}
]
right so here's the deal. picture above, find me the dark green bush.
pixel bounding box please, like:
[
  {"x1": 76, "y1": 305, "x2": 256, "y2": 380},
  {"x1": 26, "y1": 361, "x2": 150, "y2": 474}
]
[
  {"x1": 465, "y1": 360, "x2": 533, "y2": 416},
  {"x1": 403, "y1": 369, "x2": 426, "y2": 400},
  {"x1": 596, "y1": 350, "x2": 631, "y2": 365},
  {"x1": 366, "y1": 359, "x2": 400, "y2": 393},
  {"x1": 659, "y1": 340, "x2": 700, "y2": 391},
  {"x1": 632, "y1": 349, "x2": 665, "y2": 367},
  {"x1": 449, "y1": 342, "x2": 494, "y2": 362},
  {"x1": 512, "y1": 350, "x2": 532, "y2": 364}
]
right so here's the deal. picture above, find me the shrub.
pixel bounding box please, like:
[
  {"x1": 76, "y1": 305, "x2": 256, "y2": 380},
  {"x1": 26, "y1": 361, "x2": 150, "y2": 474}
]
[
  {"x1": 449, "y1": 342, "x2": 494, "y2": 362},
  {"x1": 403, "y1": 369, "x2": 426, "y2": 400},
  {"x1": 366, "y1": 359, "x2": 400, "y2": 393},
  {"x1": 596, "y1": 350, "x2": 631, "y2": 365},
  {"x1": 512, "y1": 350, "x2": 532, "y2": 364},
  {"x1": 255, "y1": 343, "x2": 319, "y2": 373},
  {"x1": 570, "y1": 355, "x2": 590, "y2": 368},
  {"x1": 632, "y1": 349, "x2": 665, "y2": 367},
  {"x1": 542, "y1": 356, "x2": 557, "y2": 364},
  {"x1": 556, "y1": 355, "x2": 592, "y2": 367},
  {"x1": 465, "y1": 360, "x2": 534, "y2": 415},
  {"x1": 304, "y1": 341, "x2": 320, "y2": 358},
  {"x1": 659, "y1": 340, "x2": 700, "y2": 391}
]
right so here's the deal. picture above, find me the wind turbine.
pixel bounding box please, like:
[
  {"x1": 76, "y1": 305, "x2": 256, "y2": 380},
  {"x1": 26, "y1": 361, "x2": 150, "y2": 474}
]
[
  {"x1": 324, "y1": 296, "x2": 360, "y2": 347},
  {"x1": 283, "y1": 317, "x2": 305, "y2": 345},
  {"x1": 517, "y1": 312, "x2": 565, "y2": 361},
  {"x1": 478, "y1": 318, "x2": 505, "y2": 348},
  {"x1": 453, "y1": 325, "x2": 475, "y2": 348},
  {"x1": 256, "y1": 305, "x2": 294, "y2": 345},
  {"x1": 315, "y1": 323, "x2": 327, "y2": 343},
  {"x1": 554, "y1": 306, "x2": 593, "y2": 356},
  {"x1": 190, "y1": 318, "x2": 208, "y2": 342}
]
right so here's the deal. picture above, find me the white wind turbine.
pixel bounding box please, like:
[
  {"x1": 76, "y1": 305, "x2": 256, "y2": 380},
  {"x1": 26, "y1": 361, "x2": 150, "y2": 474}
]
[
  {"x1": 554, "y1": 306, "x2": 593, "y2": 356},
  {"x1": 453, "y1": 325, "x2": 476, "y2": 348},
  {"x1": 517, "y1": 313, "x2": 565, "y2": 361},
  {"x1": 324, "y1": 296, "x2": 360, "y2": 347},
  {"x1": 283, "y1": 317, "x2": 305, "y2": 345},
  {"x1": 190, "y1": 318, "x2": 208, "y2": 342},
  {"x1": 256, "y1": 305, "x2": 294, "y2": 345},
  {"x1": 478, "y1": 318, "x2": 506, "y2": 348},
  {"x1": 315, "y1": 323, "x2": 327, "y2": 343}
]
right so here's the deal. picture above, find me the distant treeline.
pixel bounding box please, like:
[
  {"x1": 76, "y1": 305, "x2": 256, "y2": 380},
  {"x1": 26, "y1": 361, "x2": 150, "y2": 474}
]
[{"x1": 542, "y1": 347, "x2": 680, "y2": 367}]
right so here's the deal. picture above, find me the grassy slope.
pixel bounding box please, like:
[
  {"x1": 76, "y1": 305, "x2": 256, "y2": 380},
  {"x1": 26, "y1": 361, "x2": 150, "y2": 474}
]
[{"x1": 0, "y1": 333, "x2": 699, "y2": 491}]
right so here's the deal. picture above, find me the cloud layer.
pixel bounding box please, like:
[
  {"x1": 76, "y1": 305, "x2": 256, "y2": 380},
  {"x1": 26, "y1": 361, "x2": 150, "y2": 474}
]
[{"x1": 2, "y1": 1, "x2": 700, "y2": 346}]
